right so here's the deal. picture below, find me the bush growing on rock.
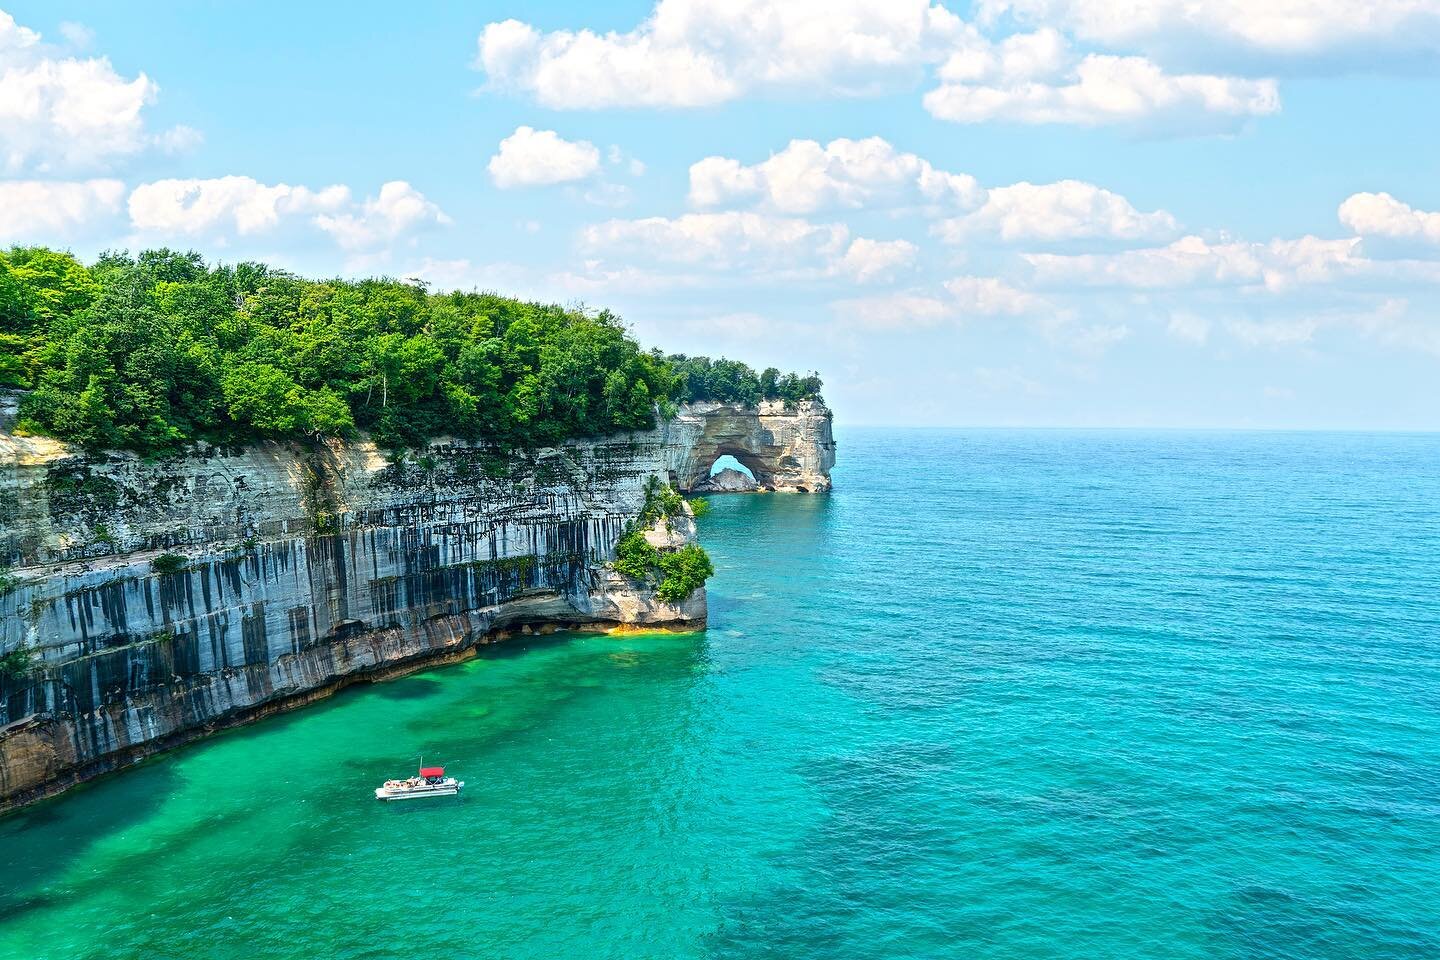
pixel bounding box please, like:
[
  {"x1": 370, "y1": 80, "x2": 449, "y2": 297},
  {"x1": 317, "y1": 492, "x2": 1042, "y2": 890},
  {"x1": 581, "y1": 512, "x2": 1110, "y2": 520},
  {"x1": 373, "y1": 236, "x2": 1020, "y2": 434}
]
[
  {"x1": 611, "y1": 478, "x2": 713, "y2": 602},
  {"x1": 151, "y1": 553, "x2": 187, "y2": 575}
]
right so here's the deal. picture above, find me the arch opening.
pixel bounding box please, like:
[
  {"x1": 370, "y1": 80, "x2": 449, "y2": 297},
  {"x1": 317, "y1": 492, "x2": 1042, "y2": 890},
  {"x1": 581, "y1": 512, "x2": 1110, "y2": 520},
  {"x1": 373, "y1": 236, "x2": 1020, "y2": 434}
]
[
  {"x1": 690, "y1": 449, "x2": 765, "y2": 493},
  {"x1": 709, "y1": 455, "x2": 754, "y2": 480}
]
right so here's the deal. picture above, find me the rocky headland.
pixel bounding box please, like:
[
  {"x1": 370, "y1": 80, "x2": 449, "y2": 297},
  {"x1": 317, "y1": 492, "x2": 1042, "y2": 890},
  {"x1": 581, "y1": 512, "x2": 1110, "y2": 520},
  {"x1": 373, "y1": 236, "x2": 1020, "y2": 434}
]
[{"x1": 0, "y1": 399, "x2": 834, "y2": 812}]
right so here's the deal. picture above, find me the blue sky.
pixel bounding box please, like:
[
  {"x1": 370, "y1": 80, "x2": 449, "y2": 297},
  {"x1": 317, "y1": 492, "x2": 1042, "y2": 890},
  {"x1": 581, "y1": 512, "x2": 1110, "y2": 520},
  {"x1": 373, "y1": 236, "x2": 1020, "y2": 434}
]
[{"x1": 3, "y1": 1, "x2": 1440, "y2": 429}]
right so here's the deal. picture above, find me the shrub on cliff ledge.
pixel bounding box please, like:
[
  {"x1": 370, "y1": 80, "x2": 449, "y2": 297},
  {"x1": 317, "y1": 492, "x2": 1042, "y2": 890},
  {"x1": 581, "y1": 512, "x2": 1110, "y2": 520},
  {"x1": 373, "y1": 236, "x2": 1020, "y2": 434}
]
[
  {"x1": 654, "y1": 545, "x2": 714, "y2": 603},
  {"x1": 0, "y1": 644, "x2": 36, "y2": 680},
  {"x1": 611, "y1": 478, "x2": 713, "y2": 602},
  {"x1": 151, "y1": 553, "x2": 187, "y2": 575},
  {"x1": 613, "y1": 533, "x2": 713, "y2": 603}
]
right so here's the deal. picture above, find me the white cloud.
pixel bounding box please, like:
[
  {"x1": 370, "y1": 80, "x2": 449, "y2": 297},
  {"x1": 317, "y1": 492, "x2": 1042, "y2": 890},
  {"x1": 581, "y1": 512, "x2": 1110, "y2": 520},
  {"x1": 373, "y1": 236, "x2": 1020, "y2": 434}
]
[
  {"x1": 935, "y1": 179, "x2": 1177, "y2": 242},
  {"x1": 128, "y1": 176, "x2": 350, "y2": 235},
  {"x1": 943, "y1": 275, "x2": 1046, "y2": 313},
  {"x1": 314, "y1": 180, "x2": 451, "y2": 250},
  {"x1": 923, "y1": 29, "x2": 1279, "y2": 130},
  {"x1": 1025, "y1": 234, "x2": 1367, "y2": 290},
  {"x1": 977, "y1": 0, "x2": 1440, "y2": 61},
  {"x1": 838, "y1": 237, "x2": 918, "y2": 282},
  {"x1": 1227, "y1": 316, "x2": 1318, "y2": 347},
  {"x1": 1166, "y1": 312, "x2": 1212, "y2": 344},
  {"x1": 579, "y1": 211, "x2": 917, "y2": 284},
  {"x1": 689, "y1": 136, "x2": 980, "y2": 213},
  {"x1": 1338, "y1": 192, "x2": 1440, "y2": 243},
  {"x1": 0, "y1": 9, "x2": 190, "y2": 173},
  {"x1": 475, "y1": 3, "x2": 1281, "y2": 133},
  {"x1": 128, "y1": 177, "x2": 449, "y2": 252},
  {"x1": 1347, "y1": 297, "x2": 1440, "y2": 356},
  {"x1": 488, "y1": 125, "x2": 601, "y2": 188},
  {"x1": 475, "y1": 0, "x2": 967, "y2": 108},
  {"x1": 0, "y1": 178, "x2": 124, "y2": 241},
  {"x1": 833, "y1": 274, "x2": 1044, "y2": 329},
  {"x1": 833, "y1": 292, "x2": 956, "y2": 329},
  {"x1": 580, "y1": 211, "x2": 847, "y2": 270},
  {"x1": 57, "y1": 21, "x2": 94, "y2": 50}
]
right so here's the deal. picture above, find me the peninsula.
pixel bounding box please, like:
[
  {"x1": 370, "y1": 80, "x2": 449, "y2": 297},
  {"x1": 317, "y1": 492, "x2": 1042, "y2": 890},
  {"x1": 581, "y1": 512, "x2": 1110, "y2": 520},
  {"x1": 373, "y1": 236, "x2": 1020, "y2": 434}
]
[{"x1": 0, "y1": 248, "x2": 834, "y2": 812}]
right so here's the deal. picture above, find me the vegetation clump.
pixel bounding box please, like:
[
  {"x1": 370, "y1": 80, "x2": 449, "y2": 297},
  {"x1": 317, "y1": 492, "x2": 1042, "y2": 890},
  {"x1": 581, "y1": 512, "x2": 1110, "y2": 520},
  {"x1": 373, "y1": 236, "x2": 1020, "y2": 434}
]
[
  {"x1": 471, "y1": 554, "x2": 538, "y2": 583},
  {"x1": 0, "y1": 246, "x2": 821, "y2": 454},
  {"x1": 611, "y1": 477, "x2": 714, "y2": 602},
  {"x1": 0, "y1": 644, "x2": 36, "y2": 680},
  {"x1": 151, "y1": 553, "x2": 187, "y2": 575}
]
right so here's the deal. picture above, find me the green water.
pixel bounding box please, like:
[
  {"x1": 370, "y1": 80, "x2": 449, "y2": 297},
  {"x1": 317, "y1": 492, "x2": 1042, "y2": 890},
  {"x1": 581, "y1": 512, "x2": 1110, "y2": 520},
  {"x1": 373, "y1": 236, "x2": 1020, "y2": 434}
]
[{"x1": 3, "y1": 429, "x2": 1439, "y2": 959}]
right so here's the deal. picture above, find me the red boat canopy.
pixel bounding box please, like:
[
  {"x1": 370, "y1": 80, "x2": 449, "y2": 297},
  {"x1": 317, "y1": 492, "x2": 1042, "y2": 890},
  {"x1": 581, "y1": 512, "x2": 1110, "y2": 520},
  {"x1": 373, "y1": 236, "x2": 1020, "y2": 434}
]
[{"x1": 420, "y1": 766, "x2": 445, "y2": 778}]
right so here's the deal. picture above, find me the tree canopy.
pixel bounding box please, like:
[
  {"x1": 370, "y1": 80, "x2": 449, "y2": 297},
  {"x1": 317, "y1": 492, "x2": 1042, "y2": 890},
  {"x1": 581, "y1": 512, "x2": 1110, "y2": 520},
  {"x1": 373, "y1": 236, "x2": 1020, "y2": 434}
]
[
  {"x1": 0, "y1": 246, "x2": 823, "y2": 454},
  {"x1": 666, "y1": 354, "x2": 823, "y2": 406}
]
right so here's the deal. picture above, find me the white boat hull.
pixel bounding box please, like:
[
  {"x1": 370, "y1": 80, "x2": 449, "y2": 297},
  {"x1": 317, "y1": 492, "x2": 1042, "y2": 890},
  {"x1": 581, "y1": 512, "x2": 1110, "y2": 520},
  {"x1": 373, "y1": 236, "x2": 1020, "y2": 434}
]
[{"x1": 375, "y1": 779, "x2": 465, "y2": 801}]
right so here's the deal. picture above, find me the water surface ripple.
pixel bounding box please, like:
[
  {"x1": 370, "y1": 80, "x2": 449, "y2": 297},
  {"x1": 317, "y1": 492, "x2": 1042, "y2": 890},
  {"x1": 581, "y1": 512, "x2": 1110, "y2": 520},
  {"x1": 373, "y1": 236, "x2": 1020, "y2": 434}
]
[{"x1": 2, "y1": 429, "x2": 1438, "y2": 959}]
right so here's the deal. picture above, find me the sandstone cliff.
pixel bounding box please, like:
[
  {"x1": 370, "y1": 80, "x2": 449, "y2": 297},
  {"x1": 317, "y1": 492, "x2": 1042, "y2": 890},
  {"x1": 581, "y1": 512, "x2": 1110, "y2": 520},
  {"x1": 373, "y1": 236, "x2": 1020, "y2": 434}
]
[{"x1": 0, "y1": 399, "x2": 833, "y2": 811}]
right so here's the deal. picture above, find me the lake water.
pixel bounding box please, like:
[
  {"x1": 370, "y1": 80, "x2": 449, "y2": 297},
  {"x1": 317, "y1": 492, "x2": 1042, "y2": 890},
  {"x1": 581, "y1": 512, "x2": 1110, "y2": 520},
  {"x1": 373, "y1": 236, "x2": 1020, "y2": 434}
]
[{"x1": 3, "y1": 429, "x2": 1439, "y2": 959}]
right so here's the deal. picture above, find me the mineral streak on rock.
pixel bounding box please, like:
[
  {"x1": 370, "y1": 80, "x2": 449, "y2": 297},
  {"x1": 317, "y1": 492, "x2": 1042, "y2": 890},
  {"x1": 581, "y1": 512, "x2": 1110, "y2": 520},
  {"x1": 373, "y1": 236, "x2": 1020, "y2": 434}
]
[{"x1": 0, "y1": 400, "x2": 833, "y2": 811}]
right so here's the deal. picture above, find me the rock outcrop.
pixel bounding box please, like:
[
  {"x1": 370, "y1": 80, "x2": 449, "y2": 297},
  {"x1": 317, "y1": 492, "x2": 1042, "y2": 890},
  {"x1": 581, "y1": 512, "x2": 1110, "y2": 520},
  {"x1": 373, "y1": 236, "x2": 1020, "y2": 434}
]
[
  {"x1": 663, "y1": 399, "x2": 835, "y2": 493},
  {"x1": 693, "y1": 467, "x2": 759, "y2": 494},
  {"x1": 0, "y1": 399, "x2": 833, "y2": 811}
]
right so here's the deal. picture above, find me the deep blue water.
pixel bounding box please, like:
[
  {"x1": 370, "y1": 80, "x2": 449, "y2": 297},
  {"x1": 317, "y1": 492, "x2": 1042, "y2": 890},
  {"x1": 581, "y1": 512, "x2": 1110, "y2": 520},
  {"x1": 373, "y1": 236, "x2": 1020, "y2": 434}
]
[{"x1": 2, "y1": 429, "x2": 1438, "y2": 959}]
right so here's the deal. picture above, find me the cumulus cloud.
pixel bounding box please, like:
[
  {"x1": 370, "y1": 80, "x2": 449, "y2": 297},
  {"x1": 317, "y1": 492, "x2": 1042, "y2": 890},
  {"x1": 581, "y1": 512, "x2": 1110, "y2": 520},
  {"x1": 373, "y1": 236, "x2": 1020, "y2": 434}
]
[
  {"x1": 0, "y1": 9, "x2": 191, "y2": 172},
  {"x1": 129, "y1": 176, "x2": 350, "y2": 235},
  {"x1": 488, "y1": 126, "x2": 601, "y2": 188},
  {"x1": 976, "y1": 0, "x2": 1440, "y2": 62},
  {"x1": 578, "y1": 210, "x2": 909, "y2": 284},
  {"x1": 832, "y1": 292, "x2": 957, "y2": 329},
  {"x1": 688, "y1": 136, "x2": 1174, "y2": 247},
  {"x1": 689, "y1": 136, "x2": 981, "y2": 213},
  {"x1": 942, "y1": 275, "x2": 1046, "y2": 313},
  {"x1": 475, "y1": 0, "x2": 967, "y2": 108},
  {"x1": 475, "y1": 1, "x2": 1288, "y2": 134},
  {"x1": 838, "y1": 237, "x2": 918, "y2": 282},
  {"x1": 1338, "y1": 192, "x2": 1440, "y2": 244},
  {"x1": 1025, "y1": 234, "x2": 1368, "y2": 290},
  {"x1": 0, "y1": 178, "x2": 124, "y2": 241},
  {"x1": 834, "y1": 275, "x2": 1044, "y2": 329},
  {"x1": 581, "y1": 212, "x2": 845, "y2": 268},
  {"x1": 314, "y1": 181, "x2": 451, "y2": 250},
  {"x1": 127, "y1": 177, "x2": 449, "y2": 252},
  {"x1": 934, "y1": 179, "x2": 1177, "y2": 242},
  {"x1": 923, "y1": 28, "x2": 1279, "y2": 130}
]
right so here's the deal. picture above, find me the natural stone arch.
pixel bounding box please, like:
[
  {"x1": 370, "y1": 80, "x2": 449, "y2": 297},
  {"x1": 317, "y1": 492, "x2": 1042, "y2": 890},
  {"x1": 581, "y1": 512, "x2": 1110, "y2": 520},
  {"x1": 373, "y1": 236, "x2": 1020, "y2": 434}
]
[{"x1": 662, "y1": 399, "x2": 835, "y2": 494}]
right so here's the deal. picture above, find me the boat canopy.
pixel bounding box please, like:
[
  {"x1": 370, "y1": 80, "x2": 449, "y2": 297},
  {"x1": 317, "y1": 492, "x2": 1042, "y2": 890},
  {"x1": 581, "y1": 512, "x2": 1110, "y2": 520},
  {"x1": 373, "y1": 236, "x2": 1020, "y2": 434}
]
[{"x1": 420, "y1": 766, "x2": 445, "y2": 778}]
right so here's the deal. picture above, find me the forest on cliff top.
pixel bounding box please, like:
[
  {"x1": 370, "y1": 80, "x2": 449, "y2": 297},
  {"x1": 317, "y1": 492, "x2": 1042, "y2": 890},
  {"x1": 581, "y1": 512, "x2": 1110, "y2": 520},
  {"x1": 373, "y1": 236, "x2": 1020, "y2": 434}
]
[{"x1": 0, "y1": 247, "x2": 822, "y2": 454}]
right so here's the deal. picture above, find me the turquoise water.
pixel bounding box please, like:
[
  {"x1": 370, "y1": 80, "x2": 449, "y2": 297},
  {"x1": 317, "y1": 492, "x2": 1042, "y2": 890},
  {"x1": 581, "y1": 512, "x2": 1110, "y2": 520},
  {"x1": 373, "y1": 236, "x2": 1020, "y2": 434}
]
[{"x1": 4, "y1": 429, "x2": 1440, "y2": 959}]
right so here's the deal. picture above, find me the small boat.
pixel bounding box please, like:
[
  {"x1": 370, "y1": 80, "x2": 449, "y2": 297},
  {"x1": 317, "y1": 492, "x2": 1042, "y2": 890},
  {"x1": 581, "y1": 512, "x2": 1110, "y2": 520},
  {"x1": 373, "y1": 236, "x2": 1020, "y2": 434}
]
[{"x1": 375, "y1": 765, "x2": 464, "y2": 801}]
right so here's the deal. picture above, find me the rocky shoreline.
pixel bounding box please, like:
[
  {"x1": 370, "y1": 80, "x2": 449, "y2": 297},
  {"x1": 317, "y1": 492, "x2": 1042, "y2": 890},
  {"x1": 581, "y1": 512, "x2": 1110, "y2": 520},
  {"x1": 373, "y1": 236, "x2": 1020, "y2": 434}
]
[{"x1": 0, "y1": 400, "x2": 833, "y2": 812}]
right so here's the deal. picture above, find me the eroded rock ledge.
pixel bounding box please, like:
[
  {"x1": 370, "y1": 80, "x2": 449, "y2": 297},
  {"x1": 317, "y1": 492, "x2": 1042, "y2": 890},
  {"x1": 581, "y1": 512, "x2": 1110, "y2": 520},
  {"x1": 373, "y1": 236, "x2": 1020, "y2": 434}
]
[{"x1": 0, "y1": 400, "x2": 833, "y2": 811}]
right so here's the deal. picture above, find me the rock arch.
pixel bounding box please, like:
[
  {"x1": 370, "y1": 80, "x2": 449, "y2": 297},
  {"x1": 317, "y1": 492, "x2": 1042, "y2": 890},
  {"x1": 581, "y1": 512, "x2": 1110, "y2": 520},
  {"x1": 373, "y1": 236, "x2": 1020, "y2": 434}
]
[{"x1": 662, "y1": 399, "x2": 835, "y2": 493}]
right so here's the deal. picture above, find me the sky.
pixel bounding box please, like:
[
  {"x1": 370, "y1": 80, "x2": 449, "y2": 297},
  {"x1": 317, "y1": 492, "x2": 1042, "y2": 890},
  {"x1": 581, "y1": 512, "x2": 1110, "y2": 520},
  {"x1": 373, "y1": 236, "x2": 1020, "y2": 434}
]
[{"x1": 2, "y1": 1, "x2": 1440, "y2": 429}]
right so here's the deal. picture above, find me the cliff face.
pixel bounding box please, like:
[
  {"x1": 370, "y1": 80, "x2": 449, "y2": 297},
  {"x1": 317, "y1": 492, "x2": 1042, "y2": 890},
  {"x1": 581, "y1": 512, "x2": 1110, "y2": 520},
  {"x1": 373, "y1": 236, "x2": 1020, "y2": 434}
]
[{"x1": 0, "y1": 399, "x2": 833, "y2": 811}]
